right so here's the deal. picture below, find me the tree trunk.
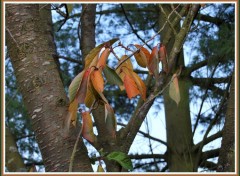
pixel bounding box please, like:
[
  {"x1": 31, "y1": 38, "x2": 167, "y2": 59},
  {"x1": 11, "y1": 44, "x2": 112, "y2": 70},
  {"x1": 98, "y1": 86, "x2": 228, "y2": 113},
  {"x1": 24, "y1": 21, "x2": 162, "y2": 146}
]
[
  {"x1": 159, "y1": 4, "x2": 197, "y2": 172},
  {"x1": 79, "y1": 4, "x2": 122, "y2": 172},
  {"x1": 217, "y1": 72, "x2": 235, "y2": 172},
  {"x1": 6, "y1": 4, "x2": 92, "y2": 172},
  {"x1": 5, "y1": 127, "x2": 27, "y2": 172},
  {"x1": 80, "y1": 4, "x2": 96, "y2": 62}
]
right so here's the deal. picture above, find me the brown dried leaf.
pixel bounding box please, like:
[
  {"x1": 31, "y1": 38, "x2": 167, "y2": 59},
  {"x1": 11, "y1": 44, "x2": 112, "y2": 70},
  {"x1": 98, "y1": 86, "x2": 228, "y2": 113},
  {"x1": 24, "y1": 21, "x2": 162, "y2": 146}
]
[
  {"x1": 91, "y1": 68, "x2": 104, "y2": 93},
  {"x1": 169, "y1": 74, "x2": 180, "y2": 105},
  {"x1": 82, "y1": 111, "x2": 96, "y2": 143}
]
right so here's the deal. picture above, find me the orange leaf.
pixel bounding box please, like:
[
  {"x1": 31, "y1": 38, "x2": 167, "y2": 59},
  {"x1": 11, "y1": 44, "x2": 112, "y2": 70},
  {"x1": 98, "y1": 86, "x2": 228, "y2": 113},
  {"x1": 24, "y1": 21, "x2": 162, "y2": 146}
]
[
  {"x1": 96, "y1": 48, "x2": 111, "y2": 69},
  {"x1": 91, "y1": 68, "x2": 104, "y2": 93},
  {"x1": 124, "y1": 74, "x2": 140, "y2": 99},
  {"x1": 85, "y1": 38, "x2": 118, "y2": 69},
  {"x1": 135, "y1": 44, "x2": 150, "y2": 62},
  {"x1": 169, "y1": 74, "x2": 180, "y2": 105},
  {"x1": 159, "y1": 43, "x2": 168, "y2": 73},
  {"x1": 133, "y1": 45, "x2": 148, "y2": 68},
  {"x1": 84, "y1": 82, "x2": 96, "y2": 108},
  {"x1": 131, "y1": 72, "x2": 146, "y2": 100},
  {"x1": 159, "y1": 43, "x2": 167, "y2": 61},
  {"x1": 63, "y1": 98, "x2": 78, "y2": 135},
  {"x1": 82, "y1": 111, "x2": 96, "y2": 143},
  {"x1": 76, "y1": 68, "x2": 91, "y2": 104},
  {"x1": 148, "y1": 45, "x2": 159, "y2": 77}
]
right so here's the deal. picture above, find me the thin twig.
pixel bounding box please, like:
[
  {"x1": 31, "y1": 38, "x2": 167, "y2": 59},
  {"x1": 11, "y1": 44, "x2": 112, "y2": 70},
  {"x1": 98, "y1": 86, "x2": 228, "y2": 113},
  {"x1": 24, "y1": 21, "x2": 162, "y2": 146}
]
[
  {"x1": 120, "y1": 4, "x2": 152, "y2": 50},
  {"x1": 193, "y1": 63, "x2": 219, "y2": 135},
  {"x1": 194, "y1": 76, "x2": 232, "y2": 171},
  {"x1": 69, "y1": 124, "x2": 83, "y2": 172},
  {"x1": 115, "y1": 6, "x2": 177, "y2": 70},
  {"x1": 159, "y1": 4, "x2": 177, "y2": 35}
]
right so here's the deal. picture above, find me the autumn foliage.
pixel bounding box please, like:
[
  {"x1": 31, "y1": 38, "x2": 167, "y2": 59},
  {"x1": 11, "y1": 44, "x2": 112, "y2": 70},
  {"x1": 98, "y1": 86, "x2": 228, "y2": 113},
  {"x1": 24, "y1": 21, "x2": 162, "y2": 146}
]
[{"x1": 64, "y1": 38, "x2": 179, "y2": 142}]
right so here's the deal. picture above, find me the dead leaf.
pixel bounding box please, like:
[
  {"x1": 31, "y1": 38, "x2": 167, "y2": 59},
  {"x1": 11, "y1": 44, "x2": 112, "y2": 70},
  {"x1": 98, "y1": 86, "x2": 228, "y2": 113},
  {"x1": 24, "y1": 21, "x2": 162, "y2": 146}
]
[
  {"x1": 76, "y1": 68, "x2": 91, "y2": 104},
  {"x1": 68, "y1": 70, "x2": 85, "y2": 103},
  {"x1": 131, "y1": 72, "x2": 146, "y2": 100},
  {"x1": 159, "y1": 43, "x2": 168, "y2": 73},
  {"x1": 91, "y1": 68, "x2": 104, "y2": 93},
  {"x1": 133, "y1": 45, "x2": 148, "y2": 68},
  {"x1": 148, "y1": 45, "x2": 159, "y2": 77},
  {"x1": 97, "y1": 48, "x2": 111, "y2": 69},
  {"x1": 82, "y1": 111, "x2": 96, "y2": 143},
  {"x1": 135, "y1": 44, "x2": 150, "y2": 63},
  {"x1": 123, "y1": 74, "x2": 140, "y2": 99},
  {"x1": 169, "y1": 74, "x2": 180, "y2": 105},
  {"x1": 85, "y1": 38, "x2": 118, "y2": 69}
]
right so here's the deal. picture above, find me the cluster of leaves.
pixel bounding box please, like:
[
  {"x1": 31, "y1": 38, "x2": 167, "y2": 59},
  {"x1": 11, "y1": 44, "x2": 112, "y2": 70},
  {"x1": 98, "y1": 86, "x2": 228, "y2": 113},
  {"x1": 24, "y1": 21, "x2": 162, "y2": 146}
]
[{"x1": 65, "y1": 36, "x2": 181, "y2": 144}]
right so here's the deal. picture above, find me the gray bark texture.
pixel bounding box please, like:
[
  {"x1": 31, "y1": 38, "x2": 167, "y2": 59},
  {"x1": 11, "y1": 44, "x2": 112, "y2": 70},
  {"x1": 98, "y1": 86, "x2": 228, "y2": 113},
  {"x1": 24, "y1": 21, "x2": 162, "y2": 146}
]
[
  {"x1": 6, "y1": 4, "x2": 92, "y2": 172},
  {"x1": 217, "y1": 73, "x2": 235, "y2": 172}
]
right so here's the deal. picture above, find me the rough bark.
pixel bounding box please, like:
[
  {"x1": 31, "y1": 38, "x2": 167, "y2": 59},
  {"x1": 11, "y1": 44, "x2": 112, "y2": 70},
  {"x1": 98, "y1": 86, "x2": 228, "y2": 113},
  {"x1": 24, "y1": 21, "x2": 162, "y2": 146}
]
[
  {"x1": 5, "y1": 127, "x2": 27, "y2": 172},
  {"x1": 217, "y1": 73, "x2": 235, "y2": 172},
  {"x1": 6, "y1": 4, "x2": 92, "y2": 172}
]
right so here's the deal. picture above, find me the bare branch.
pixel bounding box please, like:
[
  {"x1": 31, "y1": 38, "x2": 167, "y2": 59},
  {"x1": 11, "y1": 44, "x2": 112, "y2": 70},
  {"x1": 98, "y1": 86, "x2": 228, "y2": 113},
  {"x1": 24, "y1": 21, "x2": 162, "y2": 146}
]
[
  {"x1": 193, "y1": 63, "x2": 219, "y2": 135},
  {"x1": 57, "y1": 55, "x2": 81, "y2": 64},
  {"x1": 194, "y1": 77, "x2": 232, "y2": 170},
  {"x1": 129, "y1": 154, "x2": 166, "y2": 160},
  {"x1": 120, "y1": 4, "x2": 152, "y2": 50},
  {"x1": 193, "y1": 130, "x2": 223, "y2": 151}
]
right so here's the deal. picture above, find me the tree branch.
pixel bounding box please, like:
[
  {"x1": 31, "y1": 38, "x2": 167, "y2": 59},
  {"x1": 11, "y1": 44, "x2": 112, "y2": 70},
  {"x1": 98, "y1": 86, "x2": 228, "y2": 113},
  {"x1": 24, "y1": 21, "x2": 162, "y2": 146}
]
[
  {"x1": 192, "y1": 77, "x2": 231, "y2": 84},
  {"x1": 191, "y1": 78, "x2": 226, "y2": 95},
  {"x1": 184, "y1": 55, "x2": 227, "y2": 76},
  {"x1": 120, "y1": 4, "x2": 152, "y2": 50},
  {"x1": 201, "y1": 148, "x2": 220, "y2": 161},
  {"x1": 194, "y1": 77, "x2": 232, "y2": 170},
  {"x1": 193, "y1": 63, "x2": 219, "y2": 135},
  {"x1": 197, "y1": 13, "x2": 227, "y2": 26},
  {"x1": 199, "y1": 160, "x2": 218, "y2": 171},
  {"x1": 57, "y1": 55, "x2": 82, "y2": 64},
  {"x1": 193, "y1": 130, "x2": 223, "y2": 151},
  {"x1": 129, "y1": 154, "x2": 166, "y2": 160},
  {"x1": 118, "y1": 122, "x2": 167, "y2": 146}
]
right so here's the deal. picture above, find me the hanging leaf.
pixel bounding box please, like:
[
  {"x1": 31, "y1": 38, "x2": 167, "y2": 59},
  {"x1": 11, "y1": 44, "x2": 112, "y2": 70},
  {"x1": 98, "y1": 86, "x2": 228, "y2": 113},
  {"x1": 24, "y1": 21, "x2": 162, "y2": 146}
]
[
  {"x1": 148, "y1": 45, "x2": 159, "y2": 77},
  {"x1": 91, "y1": 68, "x2": 104, "y2": 93},
  {"x1": 76, "y1": 68, "x2": 91, "y2": 104},
  {"x1": 66, "y1": 4, "x2": 73, "y2": 14},
  {"x1": 123, "y1": 74, "x2": 140, "y2": 99},
  {"x1": 169, "y1": 74, "x2": 180, "y2": 105},
  {"x1": 63, "y1": 98, "x2": 78, "y2": 135},
  {"x1": 68, "y1": 70, "x2": 85, "y2": 103},
  {"x1": 106, "y1": 151, "x2": 133, "y2": 171},
  {"x1": 105, "y1": 103, "x2": 117, "y2": 138},
  {"x1": 131, "y1": 72, "x2": 146, "y2": 100},
  {"x1": 82, "y1": 111, "x2": 96, "y2": 143},
  {"x1": 97, "y1": 164, "x2": 105, "y2": 172},
  {"x1": 85, "y1": 38, "x2": 119, "y2": 69},
  {"x1": 96, "y1": 48, "x2": 111, "y2": 69},
  {"x1": 159, "y1": 43, "x2": 168, "y2": 73},
  {"x1": 103, "y1": 65, "x2": 123, "y2": 86},
  {"x1": 135, "y1": 44, "x2": 150, "y2": 63},
  {"x1": 84, "y1": 83, "x2": 96, "y2": 108},
  {"x1": 88, "y1": 53, "x2": 100, "y2": 69},
  {"x1": 133, "y1": 45, "x2": 148, "y2": 68}
]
